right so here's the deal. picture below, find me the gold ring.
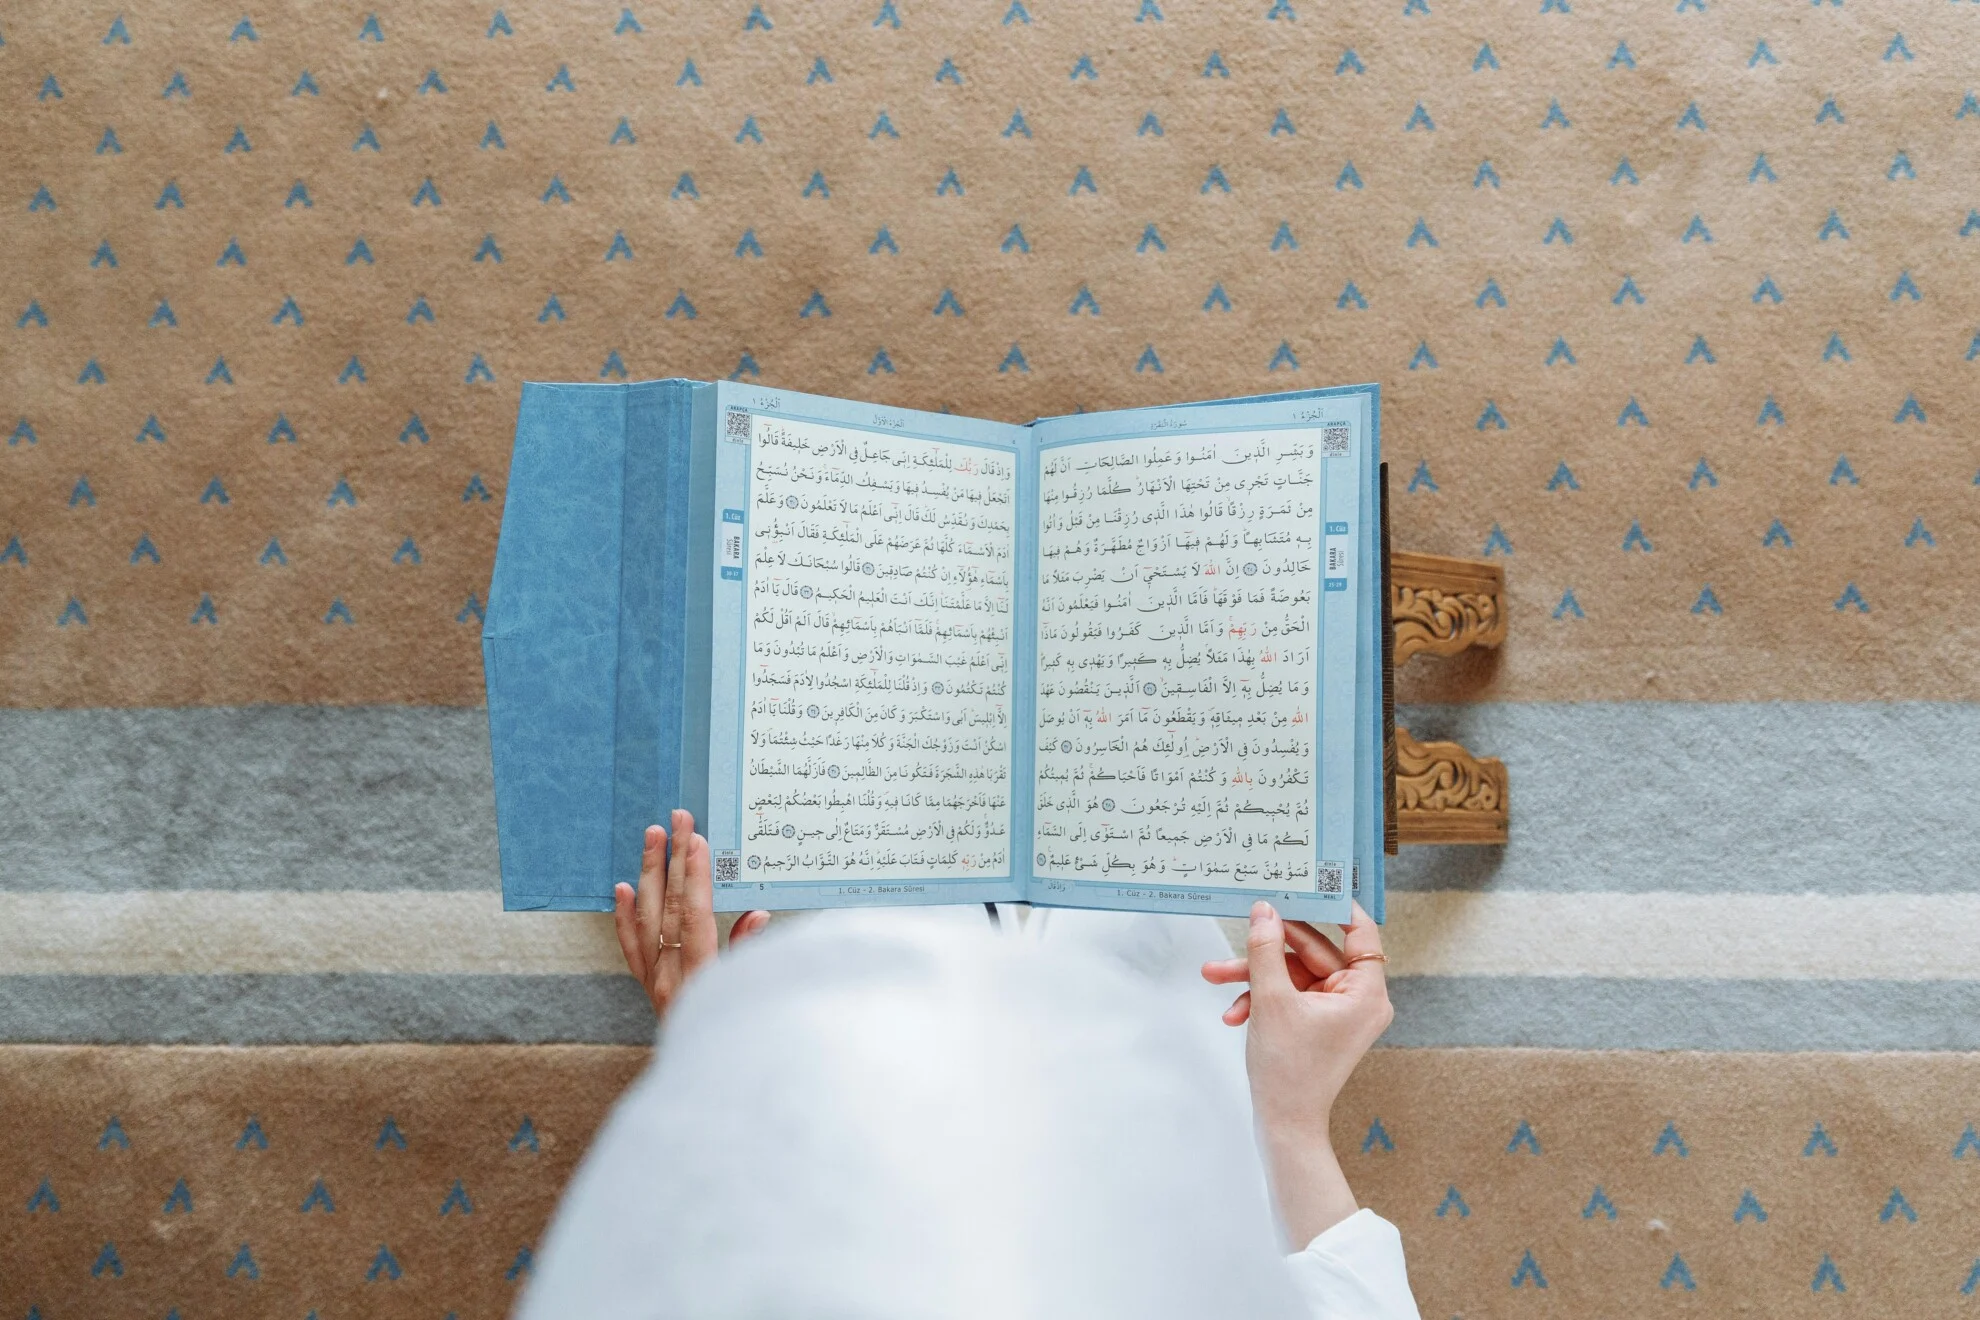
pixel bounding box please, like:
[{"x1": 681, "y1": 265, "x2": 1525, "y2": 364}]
[
  {"x1": 659, "y1": 940, "x2": 684, "y2": 950},
  {"x1": 1346, "y1": 952, "x2": 1389, "y2": 966}
]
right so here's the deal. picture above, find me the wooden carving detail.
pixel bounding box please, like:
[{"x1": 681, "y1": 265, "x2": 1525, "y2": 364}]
[
  {"x1": 1393, "y1": 726, "x2": 1508, "y2": 846},
  {"x1": 1384, "y1": 543, "x2": 1510, "y2": 847},
  {"x1": 1390, "y1": 550, "x2": 1507, "y2": 667}
]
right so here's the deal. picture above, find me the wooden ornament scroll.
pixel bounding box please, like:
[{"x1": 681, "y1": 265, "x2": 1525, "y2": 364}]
[{"x1": 1380, "y1": 464, "x2": 1509, "y2": 849}]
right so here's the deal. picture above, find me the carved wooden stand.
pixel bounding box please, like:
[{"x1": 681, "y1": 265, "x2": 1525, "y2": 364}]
[{"x1": 1382, "y1": 477, "x2": 1510, "y2": 848}]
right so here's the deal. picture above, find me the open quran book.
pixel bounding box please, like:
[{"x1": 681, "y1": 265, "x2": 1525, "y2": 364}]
[{"x1": 485, "y1": 380, "x2": 1386, "y2": 924}]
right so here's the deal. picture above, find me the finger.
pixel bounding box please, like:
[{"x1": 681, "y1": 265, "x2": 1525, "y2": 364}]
[
  {"x1": 611, "y1": 882, "x2": 648, "y2": 982},
  {"x1": 1195, "y1": 949, "x2": 1306, "y2": 989},
  {"x1": 1282, "y1": 919, "x2": 1348, "y2": 978},
  {"x1": 1339, "y1": 901, "x2": 1387, "y2": 987},
  {"x1": 658, "y1": 809, "x2": 692, "y2": 955},
  {"x1": 1202, "y1": 957, "x2": 1251, "y2": 985},
  {"x1": 676, "y1": 830, "x2": 718, "y2": 965},
  {"x1": 1341, "y1": 901, "x2": 1384, "y2": 955},
  {"x1": 1222, "y1": 990, "x2": 1252, "y2": 1027},
  {"x1": 1205, "y1": 951, "x2": 1314, "y2": 989},
  {"x1": 635, "y1": 824, "x2": 667, "y2": 963},
  {"x1": 1244, "y1": 901, "x2": 1296, "y2": 1003},
  {"x1": 729, "y1": 909, "x2": 771, "y2": 946}
]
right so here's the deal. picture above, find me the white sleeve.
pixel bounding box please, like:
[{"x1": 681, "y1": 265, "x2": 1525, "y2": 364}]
[{"x1": 1283, "y1": 1208, "x2": 1423, "y2": 1320}]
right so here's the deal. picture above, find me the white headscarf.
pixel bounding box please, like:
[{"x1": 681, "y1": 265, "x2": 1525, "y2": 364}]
[{"x1": 519, "y1": 909, "x2": 1305, "y2": 1320}]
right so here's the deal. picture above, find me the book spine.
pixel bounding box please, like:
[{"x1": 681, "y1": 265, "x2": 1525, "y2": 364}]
[
  {"x1": 679, "y1": 385, "x2": 718, "y2": 831},
  {"x1": 1013, "y1": 429, "x2": 1039, "y2": 900},
  {"x1": 1381, "y1": 462, "x2": 1398, "y2": 861}
]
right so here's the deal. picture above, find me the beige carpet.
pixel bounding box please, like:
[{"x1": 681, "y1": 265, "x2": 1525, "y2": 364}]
[{"x1": 3, "y1": 2, "x2": 1976, "y2": 1315}]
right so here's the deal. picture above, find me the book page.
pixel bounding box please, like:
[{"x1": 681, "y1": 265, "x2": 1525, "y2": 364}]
[
  {"x1": 733, "y1": 416, "x2": 1016, "y2": 882},
  {"x1": 1033, "y1": 429, "x2": 1342, "y2": 896}
]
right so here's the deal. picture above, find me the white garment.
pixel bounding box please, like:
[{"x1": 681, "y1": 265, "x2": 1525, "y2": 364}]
[
  {"x1": 1288, "y1": 1209, "x2": 1421, "y2": 1320},
  {"x1": 1024, "y1": 907, "x2": 1418, "y2": 1320},
  {"x1": 519, "y1": 908, "x2": 1418, "y2": 1320}
]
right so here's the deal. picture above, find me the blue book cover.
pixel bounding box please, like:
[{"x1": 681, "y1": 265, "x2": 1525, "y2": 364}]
[{"x1": 486, "y1": 380, "x2": 1382, "y2": 923}]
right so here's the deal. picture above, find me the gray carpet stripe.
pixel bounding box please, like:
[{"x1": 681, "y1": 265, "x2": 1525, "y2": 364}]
[
  {"x1": 3, "y1": 974, "x2": 1976, "y2": 1049},
  {"x1": 0, "y1": 706, "x2": 499, "y2": 892},
  {"x1": 1389, "y1": 701, "x2": 1980, "y2": 895},
  {"x1": 1384, "y1": 977, "x2": 1980, "y2": 1052},
  {"x1": 4, "y1": 702, "x2": 1978, "y2": 895},
  {"x1": 0, "y1": 974, "x2": 658, "y2": 1045}
]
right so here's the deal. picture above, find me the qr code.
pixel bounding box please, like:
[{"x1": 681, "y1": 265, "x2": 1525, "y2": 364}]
[
  {"x1": 1321, "y1": 424, "x2": 1351, "y2": 459},
  {"x1": 1316, "y1": 862, "x2": 1346, "y2": 894},
  {"x1": 714, "y1": 851, "x2": 741, "y2": 883},
  {"x1": 723, "y1": 409, "x2": 752, "y2": 443}
]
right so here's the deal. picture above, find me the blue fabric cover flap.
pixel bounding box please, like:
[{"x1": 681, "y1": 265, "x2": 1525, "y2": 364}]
[{"x1": 483, "y1": 380, "x2": 701, "y2": 911}]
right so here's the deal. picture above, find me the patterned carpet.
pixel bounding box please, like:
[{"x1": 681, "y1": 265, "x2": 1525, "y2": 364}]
[{"x1": 3, "y1": 1, "x2": 1976, "y2": 1315}]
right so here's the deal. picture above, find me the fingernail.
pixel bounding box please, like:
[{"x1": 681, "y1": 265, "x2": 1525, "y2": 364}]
[{"x1": 1250, "y1": 900, "x2": 1271, "y2": 925}]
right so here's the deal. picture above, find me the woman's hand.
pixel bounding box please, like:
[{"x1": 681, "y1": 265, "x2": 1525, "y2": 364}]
[
  {"x1": 1202, "y1": 900, "x2": 1394, "y2": 1246},
  {"x1": 612, "y1": 809, "x2": 770, "y2": 1020}
]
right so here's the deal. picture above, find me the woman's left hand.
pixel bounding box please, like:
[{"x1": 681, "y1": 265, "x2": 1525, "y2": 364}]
[
  {"x1": 612, "y1": 809, "x2": 771, "y2": 1019},
  {"x1": 1201, "y1": 901, "x2": 1394, "y2": 1244},
  {"x1": 1201, "y1": 901, "x2": 1393, "y2": 1122}
]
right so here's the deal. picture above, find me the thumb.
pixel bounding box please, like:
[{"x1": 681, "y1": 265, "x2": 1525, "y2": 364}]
[{"x1": 1245, "y1": 901, "x2": 1295, "y2": 1003}]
